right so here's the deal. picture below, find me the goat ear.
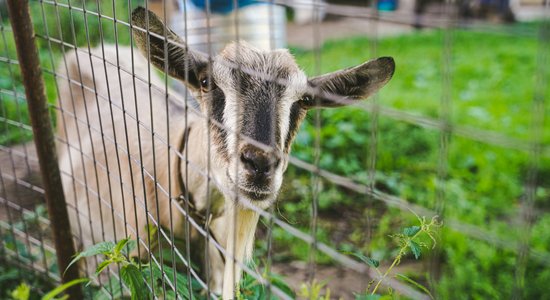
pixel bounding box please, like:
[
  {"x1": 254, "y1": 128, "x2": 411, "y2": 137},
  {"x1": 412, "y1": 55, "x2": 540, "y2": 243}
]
[
  {"x1": 131, "y1": 7, "x2": 207, "y2": 90},
  {"x1": 304, "y1": 57, "x2": 395, "y2": 108}
]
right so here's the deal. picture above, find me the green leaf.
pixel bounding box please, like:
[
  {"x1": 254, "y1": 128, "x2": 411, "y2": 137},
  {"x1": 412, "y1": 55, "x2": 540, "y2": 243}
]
[
  {"x1": 66, "y1": 241, "x2": 116, "y2": 273},
  {"x1": 344, "y1": 251, "x2": 380, "y2": 268},
  {"x1": 114, "y1": 237, "x2": 131, "y2": 255},
  {"x1": 121, "y1": 264, "x2": 148, "y2": 300},
  {"x1": 403, "y1": 226, "x2": 421, "y2": 237},
  {"x1": 79, "y1": 241, "x2": 117, "y2": 257},
  {"x1": 42, "y1": 278, "x2": 89, "y2": 300},
  {"x1": 144, "y1": 263, "x2": 201, "y2": 299},
  {"x1": 95, "y1": 260, "x2": 112, "y2": 276},
  {"x1": 0, "y1": 268, "x2": 19, "y2": 281},
  {"x1": 408, "y1": 240, "x2": 422, "y2": 259},
  {"x1": 269, "y1": 272, "x2": 295, "y2": 298},
  {"x1": 396, "y1": 273, "x2": 434, "y2": 300},
  {"x1": 11, "y1": 283, "x2": 30, "y2": 300},
  {"x1": 354, "y1": 293, "x2": 381, "y2": 300}
]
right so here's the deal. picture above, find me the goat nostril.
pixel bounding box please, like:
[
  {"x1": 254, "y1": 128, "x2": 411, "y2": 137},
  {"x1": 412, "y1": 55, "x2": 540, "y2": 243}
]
[
  {"x1": 240, "y1": 152, "x2": 257, "y2": 173},
  {"x1": 240, "y1": 150, "x2": 276, "y2": 176}
]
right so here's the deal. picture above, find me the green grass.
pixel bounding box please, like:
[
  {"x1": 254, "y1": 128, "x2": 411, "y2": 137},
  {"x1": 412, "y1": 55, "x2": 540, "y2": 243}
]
[
  {"x1": 278, "y1": 23, "x2": 550, "y2": 299},
  {"x1": 294, "y1": 27, "x2": 549, "y2": 141}
]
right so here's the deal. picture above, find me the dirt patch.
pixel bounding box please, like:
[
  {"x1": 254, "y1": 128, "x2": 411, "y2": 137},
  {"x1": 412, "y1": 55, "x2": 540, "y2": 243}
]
[
  {"x1": 272, "y1": 261, "x2": 369, "y2": 299},
  {"x1": 0, "y1": 142, "x2": 43, "y2": 221},
  {"x1": 272, "y1": 260, "x2": 425, "y2": 299}
]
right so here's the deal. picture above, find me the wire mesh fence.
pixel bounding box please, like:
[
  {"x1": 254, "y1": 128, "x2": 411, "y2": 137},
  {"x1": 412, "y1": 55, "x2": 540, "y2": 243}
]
[{"x1": 1, "y1": 0, "x2": 549, "y2": 299}]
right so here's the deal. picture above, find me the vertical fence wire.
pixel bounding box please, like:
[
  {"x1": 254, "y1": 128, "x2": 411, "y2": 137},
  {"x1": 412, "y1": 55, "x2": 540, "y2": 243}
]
[
  {"x1": 512, "y1": 9, "x2": 549, "y2": 299},
  {"x1": 231, "y1": 2, "x2": 241, "y2": 298},
  {"x1": 159, "y1": 0, "x2": 179, "y2": 297},
  {"x1": 365, "y1": 0, "x2": 380, "y2": 294},
  {"x1": 307, "y1": 0, "x2": 322, "y2": 287},
  {"x1": 126, "y1": 0, "x2": 145, "y2": 285},
  {"x1": 64, "y1": 0, "x2": 109, "y2": 291},
  {"x1": 91, "y1": 0, "x2": 127, "y2": 294},
  {"x1": 182, "y1": 0, "x2": 196, "y2": 296},
  {"x1": 428, "y1": 0, "x2": 454, "y2": 294},
  {"x1": 203, "y1": 0, "x2": 213, "y2": 295},
  {"x1": 264, "y1": 1, "x2": 276, "y2": 297},
  {"x1": 107, "y1": 1, "x2": 134, "y2": 294},
  {"x1": 36, "y1": 1, "x2": 82, "y2": 281}
]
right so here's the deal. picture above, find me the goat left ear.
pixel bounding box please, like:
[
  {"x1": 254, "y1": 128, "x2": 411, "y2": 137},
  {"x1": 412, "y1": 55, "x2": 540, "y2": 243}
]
[
  {"x1": 131, "y1": 7, "x2": 207, "y2": 90},
  {"x1": 304, "y1": 57, "x2": 395, "y2": 108}
]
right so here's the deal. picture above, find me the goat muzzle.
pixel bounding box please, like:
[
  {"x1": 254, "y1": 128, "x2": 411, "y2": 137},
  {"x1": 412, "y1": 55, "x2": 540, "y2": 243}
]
[{"x1": 240, "y1": 145, "x2": 280, "y2": 181}]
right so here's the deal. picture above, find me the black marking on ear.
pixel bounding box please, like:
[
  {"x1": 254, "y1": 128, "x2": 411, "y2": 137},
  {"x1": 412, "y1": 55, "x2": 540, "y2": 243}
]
[
  {"x1": 345, "y1": 71, "x2": 371, "y2": 97},
  {"x1": 131, "y1": 7, "x2": 207, "y2": 90},
  {"x1": 306, "y1": 56, "x2": 395, "y2": 108},
  {"x1": 306, "y1": 72, "x2": 369, "y2": 108}
]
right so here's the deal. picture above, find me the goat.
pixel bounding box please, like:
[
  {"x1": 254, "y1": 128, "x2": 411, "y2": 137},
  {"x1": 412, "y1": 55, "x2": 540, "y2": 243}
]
[{"x1": 56, "y1": 7, "x2": 395, "y2": 299}]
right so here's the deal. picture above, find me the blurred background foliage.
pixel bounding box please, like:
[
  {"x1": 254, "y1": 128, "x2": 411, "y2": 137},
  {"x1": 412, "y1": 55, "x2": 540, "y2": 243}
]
[
  {"x1": 0, "y1": 0, "x2": 549, "y2": 299},
  {"x1": 282, "y1": 26, "x2": 550, "y2": 299}
]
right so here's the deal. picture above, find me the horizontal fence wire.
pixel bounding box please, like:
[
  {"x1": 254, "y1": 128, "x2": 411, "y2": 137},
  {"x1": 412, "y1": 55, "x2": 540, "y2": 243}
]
[
  {"x1": 32, "y1": 35, "x2": 550, "y2": 157},
  {"x1": 0, "y1": 0, "x2": 549, "y2": 299}
]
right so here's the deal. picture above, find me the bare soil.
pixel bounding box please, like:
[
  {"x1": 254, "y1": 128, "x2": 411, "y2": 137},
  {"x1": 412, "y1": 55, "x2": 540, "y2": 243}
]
[{"x1": 0, "y1": 142, "x2": 43, "y2": 222}]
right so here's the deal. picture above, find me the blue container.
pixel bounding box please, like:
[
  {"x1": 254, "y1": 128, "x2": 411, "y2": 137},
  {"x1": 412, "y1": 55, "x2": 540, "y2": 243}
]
[
  {"x1": 190, "y1": 0, "x2": 260, "y2": 14},
  {"x1": 377, "y1": 0, "x2": 397, "y2": 11}
]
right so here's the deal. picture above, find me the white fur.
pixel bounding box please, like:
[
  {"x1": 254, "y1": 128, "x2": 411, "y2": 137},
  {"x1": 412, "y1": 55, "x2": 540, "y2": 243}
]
[{"x1": 57, "y1": 45, "x2": 306, "y2": 299}]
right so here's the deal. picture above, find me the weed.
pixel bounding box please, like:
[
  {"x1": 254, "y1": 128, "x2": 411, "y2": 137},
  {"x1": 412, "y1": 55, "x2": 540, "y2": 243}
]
[
  {"x1": 298, "y1": 279, "x2": 332, "y2": 300},
  {"x1": 345, "y1": 214, "x2": 441, "y2": 299},
  {"x1": 64, "y1": 234, "x2": 294, "y2": 299},
  {"x1": 65, "y1": 237, "x2": 203, "y2": 299}
]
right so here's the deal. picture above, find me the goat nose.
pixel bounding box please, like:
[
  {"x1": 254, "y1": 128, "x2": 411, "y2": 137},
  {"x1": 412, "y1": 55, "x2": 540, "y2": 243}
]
[{"x1": 240, "y1": 149, "x2": 279, "y2": 177}]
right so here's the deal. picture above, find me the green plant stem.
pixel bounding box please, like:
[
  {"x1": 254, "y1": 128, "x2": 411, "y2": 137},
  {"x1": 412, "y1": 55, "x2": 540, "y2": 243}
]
[
  {"x1": 371, "y1": 249, "x2": 404, "y2": 295},
  {"x1": 371, "y1": 229, "x2": 424, "y2": 295}
]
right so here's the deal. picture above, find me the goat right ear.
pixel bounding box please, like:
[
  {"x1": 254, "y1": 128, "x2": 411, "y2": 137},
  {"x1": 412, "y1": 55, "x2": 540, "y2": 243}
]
[
  {"x1": 131, "y1": 7, "x2": 207, "y2": 90},
  {"x1": 303, "y1": 57, "x2": 395, "y2": 108}
]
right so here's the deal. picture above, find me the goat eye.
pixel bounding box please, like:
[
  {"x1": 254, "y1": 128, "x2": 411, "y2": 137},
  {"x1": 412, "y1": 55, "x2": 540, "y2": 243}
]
[
  {"x1": 199, "y1": 76, "x2": 216, "y2": 92},
  {"x1": 200, "y1": 78, "x2": 209, "y2": 90},
  {"x1": 300, "y1": 94, "x2": 312, "y2": 102}
]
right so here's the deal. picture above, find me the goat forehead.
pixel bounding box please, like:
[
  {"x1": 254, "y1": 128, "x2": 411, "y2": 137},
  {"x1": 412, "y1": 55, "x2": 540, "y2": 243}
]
[
  {"x1": 210, "y1": 43, "x2": 307, "y2": 149},
  {"x1": 214, "y1": 42, "x2": 302, "y2": 87}
]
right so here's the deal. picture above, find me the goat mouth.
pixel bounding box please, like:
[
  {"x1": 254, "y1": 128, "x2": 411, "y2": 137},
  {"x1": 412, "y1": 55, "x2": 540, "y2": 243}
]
[
  {"x1": 238, "y1": 187, "x2": 273, "y2": 201},
  {"x1": 226, "y1": 171, "x2": 273, "y2": 201}
]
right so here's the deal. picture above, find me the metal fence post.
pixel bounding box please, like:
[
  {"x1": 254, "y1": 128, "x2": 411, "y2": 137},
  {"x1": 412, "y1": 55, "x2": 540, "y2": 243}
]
[{"x1": 6, "y1": 0, "x2": 83, "y2": 297}]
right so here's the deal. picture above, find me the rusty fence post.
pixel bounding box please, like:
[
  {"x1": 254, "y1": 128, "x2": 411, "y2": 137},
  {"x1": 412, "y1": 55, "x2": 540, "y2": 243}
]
[{"x1": 6, "y1": 0, "x2": 83, "y2": 297}]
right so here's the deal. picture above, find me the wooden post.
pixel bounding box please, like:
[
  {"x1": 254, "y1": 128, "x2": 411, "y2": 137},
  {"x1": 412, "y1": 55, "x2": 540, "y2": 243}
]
[{"x1": 6, "y1": 0, "x2": 83, "y2": 297}]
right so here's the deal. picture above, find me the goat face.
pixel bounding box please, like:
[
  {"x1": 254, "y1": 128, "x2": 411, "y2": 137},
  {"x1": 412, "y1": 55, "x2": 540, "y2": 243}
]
[
  {"x1": 131, "y1": 7, "x2": 395, "y2": 208},
  {"x1": 208, "y1": 43, "x2": 308, "y2": 205}
]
